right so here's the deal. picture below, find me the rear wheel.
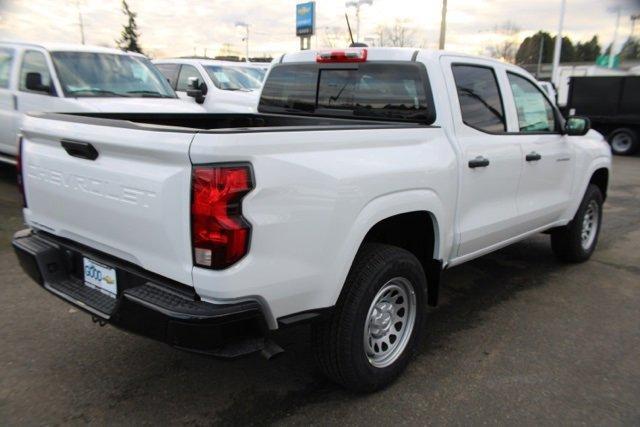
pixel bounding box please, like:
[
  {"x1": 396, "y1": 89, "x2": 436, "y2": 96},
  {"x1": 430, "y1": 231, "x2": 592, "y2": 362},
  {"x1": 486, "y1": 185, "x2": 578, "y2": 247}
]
[
  {"x1": 608, "y1": 128, "x2": 638, "y2": 156},
  {"x1": 312, "y1": 243, "x2": 426, "y2": 392},
  {"x1": 551, "y1": 184, "x2": 603, "y2": 262}
]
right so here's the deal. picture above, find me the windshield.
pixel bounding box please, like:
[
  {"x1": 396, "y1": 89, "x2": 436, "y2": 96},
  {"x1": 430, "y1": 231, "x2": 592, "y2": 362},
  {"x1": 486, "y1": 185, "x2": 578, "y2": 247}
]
[
  {"x1": 241, "y1": 67, "x2": 267, "y2": 82},
  {"x1": 51, "y1": 52, "x2": 176, "y2": 98},
  {"x1": 204, "y1": 65, "x2": 262, "y2": 91}
]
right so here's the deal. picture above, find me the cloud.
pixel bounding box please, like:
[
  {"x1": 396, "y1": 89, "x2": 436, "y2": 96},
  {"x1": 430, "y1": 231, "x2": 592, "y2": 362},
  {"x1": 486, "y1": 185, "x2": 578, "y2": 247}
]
[{"x1": 0, "y1": 0, "x2": 636, "y2": 58}]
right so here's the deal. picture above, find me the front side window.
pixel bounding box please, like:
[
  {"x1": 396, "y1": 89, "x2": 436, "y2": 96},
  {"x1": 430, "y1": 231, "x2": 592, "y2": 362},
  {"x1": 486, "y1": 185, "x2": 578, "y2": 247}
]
[
  {"x1": 51, "y1": 52, "x2": 175, "y2": 98},
  {"x1": 259, "y1": 63, "x2": 433, "y2": 123},
  {"x1": 204, "y1": 65, "x2": 262, "y2": 91},
  {"x1": 19, "y1": 50, "x2": 53, "y2": 94},
  {"x1": 508, "y1": 73, "x2": 557, "y2": 133},
  {"x1": 176, "y1": 64, "x2": 202, "y2": 92},
  {"x1": 0, "y1": 47, "x2": 15, "y2": 89},
  {"x1": 452, "y1": 64, "x2": 506, "y2": 133}
]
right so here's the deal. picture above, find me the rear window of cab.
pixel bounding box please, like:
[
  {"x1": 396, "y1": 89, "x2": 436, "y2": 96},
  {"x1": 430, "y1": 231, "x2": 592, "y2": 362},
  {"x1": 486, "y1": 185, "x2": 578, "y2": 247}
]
[{"x1": 259, "y1": 62, "x2": 435, "y2": 124}]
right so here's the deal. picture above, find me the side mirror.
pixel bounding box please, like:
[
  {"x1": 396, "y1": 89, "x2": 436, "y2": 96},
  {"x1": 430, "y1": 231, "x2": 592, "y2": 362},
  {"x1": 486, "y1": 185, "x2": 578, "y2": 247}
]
[
  {"x1": 186, "y1": 77, "x2": 206, "y2": 104},
  {"x1": 25, "y1": 72, "x2": 51, "y2": 94},
  {"x1": 565, "y1": 116, "x2": 590, "y2": 136}
]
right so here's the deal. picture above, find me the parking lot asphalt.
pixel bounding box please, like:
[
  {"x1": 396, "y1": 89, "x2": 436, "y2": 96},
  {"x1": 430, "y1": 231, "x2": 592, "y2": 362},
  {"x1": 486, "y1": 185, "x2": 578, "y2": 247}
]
[{"x1": 1, "y1": 156, "x2": 639, "y2": 426}]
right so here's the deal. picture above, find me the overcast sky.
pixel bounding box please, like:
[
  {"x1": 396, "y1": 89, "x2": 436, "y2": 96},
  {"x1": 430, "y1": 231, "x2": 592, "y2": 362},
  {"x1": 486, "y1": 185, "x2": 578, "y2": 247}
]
[{"x1": 1, "y1": 0, "x2": 639, "y2": 59}]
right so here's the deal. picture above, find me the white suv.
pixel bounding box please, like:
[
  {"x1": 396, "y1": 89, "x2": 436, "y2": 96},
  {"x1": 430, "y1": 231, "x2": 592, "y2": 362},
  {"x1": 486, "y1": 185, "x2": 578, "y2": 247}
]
[{"x1": 0, "y1": 41, "x2": 205, "y2": 163}]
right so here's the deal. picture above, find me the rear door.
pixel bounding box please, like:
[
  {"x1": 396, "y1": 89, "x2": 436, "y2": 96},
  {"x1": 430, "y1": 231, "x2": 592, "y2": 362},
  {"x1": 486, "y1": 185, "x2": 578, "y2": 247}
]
[
  {"x1": 21, "y1": 115, "x2": 196, "y2": 285},
  {"x1": 441, "y1": 57, "x2": 523, "y2": 258},
  {"x1": 504, "y1": 72, "x2": 573, "y2": 230},
  {"x1": 0, "y1": 46, "x2": 18, "y2": 155}
]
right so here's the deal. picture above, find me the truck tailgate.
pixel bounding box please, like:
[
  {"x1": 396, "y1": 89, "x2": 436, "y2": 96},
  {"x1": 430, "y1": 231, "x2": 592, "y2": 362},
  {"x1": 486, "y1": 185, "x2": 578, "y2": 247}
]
[{"x1": 20, "y1": 115, "x2": 195, "y2": 286}]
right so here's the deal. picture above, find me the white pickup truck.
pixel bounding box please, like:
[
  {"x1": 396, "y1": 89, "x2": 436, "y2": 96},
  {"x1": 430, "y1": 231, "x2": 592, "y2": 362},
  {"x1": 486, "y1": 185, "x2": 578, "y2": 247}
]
[{"x1": 13, "y1": 48, "x2": 611, "y2": 392}]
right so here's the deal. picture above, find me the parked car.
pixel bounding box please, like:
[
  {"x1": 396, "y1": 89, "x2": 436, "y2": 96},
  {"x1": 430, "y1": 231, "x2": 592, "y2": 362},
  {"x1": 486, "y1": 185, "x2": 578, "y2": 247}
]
[
  {"x1": 567, "y1": 75, "x2": 640, "y2": 155},
  {"x1": 13, "y1": 48, "x2": 611, "y2": 392},
  {"x1": 153, "y1": 58, "x2": 262, "y2": 112},
  {"x1": 0, "y1": 41, "x2": 205, "y2": 164}
]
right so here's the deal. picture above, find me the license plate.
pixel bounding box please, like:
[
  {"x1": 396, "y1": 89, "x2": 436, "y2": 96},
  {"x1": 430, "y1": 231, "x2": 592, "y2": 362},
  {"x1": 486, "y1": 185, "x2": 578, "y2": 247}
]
[{"x1": 83, "y1": 257, "x2": 117, "y2": 298}]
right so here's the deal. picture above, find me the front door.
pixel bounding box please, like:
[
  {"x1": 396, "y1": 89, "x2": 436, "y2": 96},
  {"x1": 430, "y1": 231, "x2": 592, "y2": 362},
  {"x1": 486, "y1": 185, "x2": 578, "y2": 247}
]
[{"x1": 504, "y1": 72, "x2": 574, "y2": 230}]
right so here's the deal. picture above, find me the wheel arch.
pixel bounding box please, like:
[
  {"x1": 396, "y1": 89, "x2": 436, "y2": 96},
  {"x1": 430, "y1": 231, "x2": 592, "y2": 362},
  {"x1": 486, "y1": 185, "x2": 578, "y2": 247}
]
[{"x1": 329, "y1": 190, "x2": 449, "y2": 308}]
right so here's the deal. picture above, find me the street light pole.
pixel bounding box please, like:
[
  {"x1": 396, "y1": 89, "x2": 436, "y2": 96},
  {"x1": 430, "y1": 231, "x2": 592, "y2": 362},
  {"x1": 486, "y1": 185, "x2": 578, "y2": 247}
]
[
  {"x1": 608, "y1": 7, "x2": 621, "y2": 69},
  {"x1": 235, "y1": 22, "x2": 250, "y2": 62},
  {"x1": 439, "y1": 0, "x2": 447, "y2": 50},
  {"x1": 551, "y1": 0, "x2": 566, "y2": 86},
  {"x1": 75, "y1": 0, "x2": 85, "y2": 45},
  {"x1": 345, "y1": 0, "x2": 373, "y2": 43}
]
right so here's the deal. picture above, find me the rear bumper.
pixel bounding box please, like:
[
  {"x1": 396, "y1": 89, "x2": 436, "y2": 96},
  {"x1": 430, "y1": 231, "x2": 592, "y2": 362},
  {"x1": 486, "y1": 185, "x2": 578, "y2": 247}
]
[{"x1": 12, "y1": 229, "x2": 268, "y2": 356}]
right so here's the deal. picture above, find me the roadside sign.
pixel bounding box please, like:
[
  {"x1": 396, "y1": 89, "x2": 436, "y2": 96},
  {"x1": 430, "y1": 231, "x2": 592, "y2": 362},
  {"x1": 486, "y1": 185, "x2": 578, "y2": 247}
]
[
  {"x1": 296, "y1": 2, "x2": 315, "y2": 36},
  {"x1": 596, "y1": 54, "x2": 620, "y2": 68}
]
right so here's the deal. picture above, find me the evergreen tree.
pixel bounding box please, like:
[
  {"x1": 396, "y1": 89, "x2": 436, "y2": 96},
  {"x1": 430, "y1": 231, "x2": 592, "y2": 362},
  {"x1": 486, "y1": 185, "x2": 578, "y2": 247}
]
[
  {"x1": 620, "y1": 37, "x2": 640, "y2": 60},
  {"x1": 515, "y1": 31, "x2": 553, "y2": 65},
  {"x1": 575, "y1": 36, "x2": 601, "y2": 62},
  {"x1": 116, "y1": 0, "x2": 143, "y2": 54}
]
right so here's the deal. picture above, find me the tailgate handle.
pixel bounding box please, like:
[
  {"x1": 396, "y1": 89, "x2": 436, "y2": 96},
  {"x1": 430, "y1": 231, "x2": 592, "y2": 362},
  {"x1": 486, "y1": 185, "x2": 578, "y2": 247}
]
[{"x1": 61, "y1": 140, "x2": 99, "y2": 161}]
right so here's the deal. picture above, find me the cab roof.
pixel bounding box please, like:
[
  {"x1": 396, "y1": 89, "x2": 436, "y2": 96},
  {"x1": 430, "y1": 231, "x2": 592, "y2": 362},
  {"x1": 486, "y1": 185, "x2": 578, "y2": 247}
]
[{"x1": 0, "y1": 40, "x2": 146, "y2": 57}]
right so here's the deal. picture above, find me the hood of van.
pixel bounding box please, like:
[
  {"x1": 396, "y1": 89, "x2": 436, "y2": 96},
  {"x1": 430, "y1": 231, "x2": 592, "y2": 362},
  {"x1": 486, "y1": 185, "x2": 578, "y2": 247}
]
[{"x1": 71, "y1": 97, "x2": 206, "y2": 113}]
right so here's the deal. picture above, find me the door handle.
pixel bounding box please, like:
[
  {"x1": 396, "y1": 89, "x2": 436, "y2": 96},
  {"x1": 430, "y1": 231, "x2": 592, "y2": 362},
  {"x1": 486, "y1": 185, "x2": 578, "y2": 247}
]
[
  {"x1": 526, "y1": 151, "x2": 542, "y2": 162},
  {"x1": 468, "y1": 156, "x2": 490, "y2": 168},
  {"x1": 61, "y1": 140, "x2": 99, "y2": 161}
]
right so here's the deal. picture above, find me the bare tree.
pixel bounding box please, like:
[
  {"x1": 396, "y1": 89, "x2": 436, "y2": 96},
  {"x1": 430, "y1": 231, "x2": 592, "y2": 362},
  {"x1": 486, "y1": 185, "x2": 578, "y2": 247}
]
[
  {"x1": 486, "y1": 21, "x2": 521, "y2": 63},
  {"x1": 322, "y1": 26, "x2": 351, "y2": 48},
  {"x1": 376, "y1": 20, "x2": 421, "y2": 47}
]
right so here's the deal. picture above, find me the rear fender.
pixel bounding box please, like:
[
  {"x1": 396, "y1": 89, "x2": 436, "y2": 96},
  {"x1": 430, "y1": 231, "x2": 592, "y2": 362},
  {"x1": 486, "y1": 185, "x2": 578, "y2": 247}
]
[{"x1": 328, "y1": 189, "x2": 448, "y2": 305}]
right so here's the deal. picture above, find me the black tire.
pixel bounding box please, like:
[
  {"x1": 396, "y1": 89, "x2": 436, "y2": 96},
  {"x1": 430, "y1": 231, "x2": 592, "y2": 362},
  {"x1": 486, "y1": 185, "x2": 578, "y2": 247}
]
[
  {"x1": 312, "y1": 243, "x2": 426, "y2": 392},
  {"x1": 551, "y1": 184, "x2": 603, "y2": 263},
  {"x1": 608, "y1": 128, "x2": 638, "y2": 156}
]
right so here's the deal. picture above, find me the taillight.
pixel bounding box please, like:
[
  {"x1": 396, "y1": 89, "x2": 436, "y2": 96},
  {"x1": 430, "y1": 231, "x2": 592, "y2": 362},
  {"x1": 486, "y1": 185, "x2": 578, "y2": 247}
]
[
  {"x1": 191, "y1": 164, "x2": 254, "y2": 269},
  {"x1": 16, "y1": 135, "x2": 26, "y2": 208},
  {"x1": 316, "y1": 48, "x2": 368, "y2": 63}
]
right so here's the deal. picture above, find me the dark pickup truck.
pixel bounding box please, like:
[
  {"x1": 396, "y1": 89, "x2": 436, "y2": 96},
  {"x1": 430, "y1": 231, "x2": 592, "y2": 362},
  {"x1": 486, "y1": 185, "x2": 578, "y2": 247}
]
[{"x1": 567, "y1": 76, "x2": 640, "y2": 155}]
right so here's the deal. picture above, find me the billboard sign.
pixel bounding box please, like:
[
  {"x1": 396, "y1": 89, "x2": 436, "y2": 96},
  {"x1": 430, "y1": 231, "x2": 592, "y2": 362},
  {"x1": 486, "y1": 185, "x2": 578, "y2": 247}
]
[{"x1": 296, "y1": 2, "x2": 315, "y2": 36}]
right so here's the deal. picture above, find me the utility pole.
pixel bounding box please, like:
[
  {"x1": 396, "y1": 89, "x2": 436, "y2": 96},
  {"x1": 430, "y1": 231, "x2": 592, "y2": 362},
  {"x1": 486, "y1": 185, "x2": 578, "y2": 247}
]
[
  {"x1": 609, "y1": 6, "x2": 620, "y2": 68},
  {"x1": 345, "y1": 0, "x2": 373, "y2": 43},
  {"x1": 75, "y1": 0, "x2": 85, "y2": 44},
  {"x1": 551, "y1": 0, "x2": 566, "y2": 85},
  {"x1": 439, "y1": 0, "x2": 447, "y2": 50}
]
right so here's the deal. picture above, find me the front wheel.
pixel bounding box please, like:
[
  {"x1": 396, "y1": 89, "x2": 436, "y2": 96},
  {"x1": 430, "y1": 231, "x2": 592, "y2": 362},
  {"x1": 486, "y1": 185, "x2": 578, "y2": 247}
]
[
  {"x1": 551, "y1": 184, "x2": 603, "y2": 262},
  {"x1": 312, "y1": 243, "x2": 426, "y2": 392}
]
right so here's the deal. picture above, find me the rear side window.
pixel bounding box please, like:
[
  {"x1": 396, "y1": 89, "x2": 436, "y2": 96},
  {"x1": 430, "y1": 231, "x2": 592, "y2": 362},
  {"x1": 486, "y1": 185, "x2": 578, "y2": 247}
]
[
  {"x1": 155, "y1": 63, "x2": 180, "y2": 89},
  {"x1": 259, "y1": 63, "x2": 433, "y2": 123},
  {"x1": 0, "y1": 47, "x2": 14, "y2": 89},
  {"x1": 452, "y1": 64, "x2": 506, "y2": 133}
]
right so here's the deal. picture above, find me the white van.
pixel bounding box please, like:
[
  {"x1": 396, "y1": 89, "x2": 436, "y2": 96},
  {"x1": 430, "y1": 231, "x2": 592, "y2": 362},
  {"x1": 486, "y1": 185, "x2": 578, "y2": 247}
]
[
  {"x1": 153, "y1": 59, "x2": 263, "y2": 113},
  {"x1": 0, "y1": 41, "x2": 205, "y2": 163}
]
